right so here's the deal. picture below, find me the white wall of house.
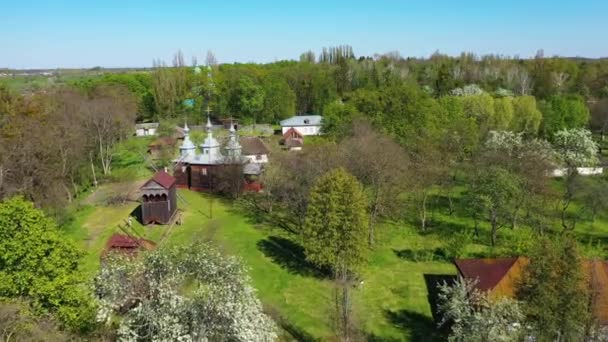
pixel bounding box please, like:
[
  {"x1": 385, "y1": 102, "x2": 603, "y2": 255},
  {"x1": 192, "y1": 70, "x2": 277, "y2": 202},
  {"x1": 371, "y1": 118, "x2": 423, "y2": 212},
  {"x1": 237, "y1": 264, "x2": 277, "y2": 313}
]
[
  {"x1": 550, "y1": 167, "x2": 604, "y2": 177},
  {"x1": 281, "y1": 125, "x2": 321, "y2": 136},
  {"x1": 136, "y1": 128, "x2": 157, "y2": 136},
  {"x1": 244, "y1": 154, "x2": 269, "y2": 164}
]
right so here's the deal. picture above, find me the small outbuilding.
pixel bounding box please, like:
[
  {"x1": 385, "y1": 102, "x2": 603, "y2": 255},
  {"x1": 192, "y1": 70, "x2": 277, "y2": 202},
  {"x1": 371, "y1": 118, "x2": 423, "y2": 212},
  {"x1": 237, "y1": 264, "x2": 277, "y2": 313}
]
[
  {"x1": 135, "y1": 122, "x2": 159, "y2": 136},
  {"x1": 140, "y1": 171, "x2": 177, "y2": 225},
  {"x1": 455, "y1": 257, "x2": 608, "y2": 325},
  {"x1": 240, "y1": 136, "x2": 270, "y2": 163},
  {"x1": 102, "y1": 233, "x2": 156, "y2": 257},
  {"x1": 220, "y1": 118, "x2": 239, "y2": 130}
]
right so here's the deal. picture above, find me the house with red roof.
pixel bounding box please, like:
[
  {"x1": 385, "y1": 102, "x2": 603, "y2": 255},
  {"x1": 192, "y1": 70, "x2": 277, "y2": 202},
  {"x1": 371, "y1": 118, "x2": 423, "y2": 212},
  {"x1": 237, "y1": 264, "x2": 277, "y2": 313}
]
[
  {"x1": 455, "y1": 257, "x2": 608, "y2": 326},
  {"x1": 280, "y1": 127, "x2": 304, "y2": 151},
  {"x1": 454, "y1": 257, "x2": 528, "y2": 300}
]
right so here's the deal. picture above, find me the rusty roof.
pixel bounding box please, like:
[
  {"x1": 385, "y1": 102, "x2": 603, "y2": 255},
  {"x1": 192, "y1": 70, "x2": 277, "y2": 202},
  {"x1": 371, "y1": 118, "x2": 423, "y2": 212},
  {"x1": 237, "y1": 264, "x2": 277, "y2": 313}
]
[
  {"x1": 456, "y1": 258, "x2": 608, "y2": 326},
  {"x1": 103, "y1": 234, "x2": 156, "y2": 256},
  {"x1": 142, "y1": 171, "x2": 176, "y2": 190},
  {"x1": 585, "y1": 260, "x2": 608, "y2": 325},
  {"x1": 454, "y1": 258, "x2": 521, "y2": 292}
]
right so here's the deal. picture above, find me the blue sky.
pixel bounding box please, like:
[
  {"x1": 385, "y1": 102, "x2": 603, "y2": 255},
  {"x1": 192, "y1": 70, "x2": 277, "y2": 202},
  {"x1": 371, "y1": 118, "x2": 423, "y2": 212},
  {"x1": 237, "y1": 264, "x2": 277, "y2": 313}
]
[{"x1": 1, "y1": 0, "x2": 607, "y2": 69}]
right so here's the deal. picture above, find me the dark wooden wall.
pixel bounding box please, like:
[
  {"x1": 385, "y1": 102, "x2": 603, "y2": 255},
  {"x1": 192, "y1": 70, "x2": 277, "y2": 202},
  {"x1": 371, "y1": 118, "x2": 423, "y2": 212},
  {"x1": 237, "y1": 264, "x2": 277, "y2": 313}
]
[{"x1": 141, "y1": 186, "x2": 177, "y2": 225}]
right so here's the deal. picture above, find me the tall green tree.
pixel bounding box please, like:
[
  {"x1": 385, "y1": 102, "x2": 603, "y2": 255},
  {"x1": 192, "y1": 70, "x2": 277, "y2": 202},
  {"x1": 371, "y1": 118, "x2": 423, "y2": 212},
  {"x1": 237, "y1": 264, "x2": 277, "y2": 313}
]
[
  {"x1": 302, "y1": 168, "x2": 368, "y2": 341},
  {"x1": 461, "y1": 94, "x2": 495, "y2": 136},
  {"x1": 492, "y1": 96, "x2": 514, "y2": 130},
  {"x1": 518, "y1": 236, "x2": 591, "y2": 341},
  {"x1": 237, "y1": 76, "x2": 265, "y2": 124},
  {"x1": 540, "y1": 95, "x2": 590, "y2": 136},
  {"x1": 466, "y1": 166, "x2": 522, "y2": 246},
  {"x1": 302, "y1": 167, "x2": 368, "y2": 275},
  {"x1": 0, "y1": 197, "x2": 95, "y2": 331},
  {"x1": 261, "y1": 76, "x2": 296, "y2": 122},
  {"x1": 510, "y1": 95, "x2": 542, "y2": 135},
  {"x1": 322, "y1": 100, "x2": 360, "y2": 137}
]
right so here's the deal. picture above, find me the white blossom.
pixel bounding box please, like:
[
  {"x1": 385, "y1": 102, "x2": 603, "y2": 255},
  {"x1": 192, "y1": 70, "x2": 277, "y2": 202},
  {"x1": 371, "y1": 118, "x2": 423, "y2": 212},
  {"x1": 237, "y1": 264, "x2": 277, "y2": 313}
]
[
  {"x1": 94, "y1": 244, "x2": 277, "y2": 342},
  {"x1": 552, "y1": 128, "x2": 599, "y2": 167}
]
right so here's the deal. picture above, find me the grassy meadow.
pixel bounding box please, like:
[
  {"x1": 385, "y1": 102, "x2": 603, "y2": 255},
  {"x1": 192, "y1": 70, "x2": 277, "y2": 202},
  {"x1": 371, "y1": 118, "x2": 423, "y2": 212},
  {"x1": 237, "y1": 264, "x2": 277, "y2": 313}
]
[{"x1": 57, "y1": 134, "x2": 608, "y2": 341}]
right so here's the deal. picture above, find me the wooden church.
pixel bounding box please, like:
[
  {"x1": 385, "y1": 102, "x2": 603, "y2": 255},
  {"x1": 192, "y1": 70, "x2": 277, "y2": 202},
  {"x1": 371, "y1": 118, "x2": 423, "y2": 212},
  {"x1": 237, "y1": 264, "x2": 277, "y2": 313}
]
[
  {"x1": 174, "y1": 116, "x2": 260, "y2": 191},
  {"x1": 140, "y1": 170, "x2": 177, "y2": 225}
]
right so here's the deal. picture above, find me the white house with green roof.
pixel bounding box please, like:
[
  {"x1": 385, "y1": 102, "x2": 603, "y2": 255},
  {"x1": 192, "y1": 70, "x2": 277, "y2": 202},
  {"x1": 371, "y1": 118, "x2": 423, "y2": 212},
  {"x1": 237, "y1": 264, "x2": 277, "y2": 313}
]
[{"x1": 280, "y1": 115, "x2": 322, "y2": 136}]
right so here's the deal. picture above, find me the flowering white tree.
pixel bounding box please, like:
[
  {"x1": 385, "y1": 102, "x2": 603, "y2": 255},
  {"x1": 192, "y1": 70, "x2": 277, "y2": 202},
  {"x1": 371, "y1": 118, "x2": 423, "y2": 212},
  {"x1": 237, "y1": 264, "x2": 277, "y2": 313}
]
[
  {"x1": 485, "y1": 130, "x2": 524, "y2": 155},
  {"x1": 485, "y1": 130, "x2": 556, "y2": 164},
  {"x1": 437, "y1": 277, "x2": 525, "y2": 342},
  {"x1": 450, "y1": 84, "x2": 485, "y2": 96},
  {"x1": 552, "y1": 128, "x2": 599, "y2": 167},
  {"x1": 495, "y1": 88, "x2": 514, "y2": 98},
  {"x1": 94, "y1": 243, "x2": 276, "y2": 342}
]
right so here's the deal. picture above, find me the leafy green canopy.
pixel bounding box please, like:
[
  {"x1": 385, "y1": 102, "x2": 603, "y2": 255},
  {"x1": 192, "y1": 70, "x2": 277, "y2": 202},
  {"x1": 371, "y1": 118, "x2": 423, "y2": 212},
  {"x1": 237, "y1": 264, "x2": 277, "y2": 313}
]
[
  {"x1": 301, "y1": 168, "x2": 368, "y2": 275},
  {"x1": 0, "y1": 196, "x2": 95, "y2": 331},
  {"x1": 518, "y1": 236, "x2": 591, "y2": 341},
  {"x1": 540, "y1": 95, "x2": 590, "y2": 136}
]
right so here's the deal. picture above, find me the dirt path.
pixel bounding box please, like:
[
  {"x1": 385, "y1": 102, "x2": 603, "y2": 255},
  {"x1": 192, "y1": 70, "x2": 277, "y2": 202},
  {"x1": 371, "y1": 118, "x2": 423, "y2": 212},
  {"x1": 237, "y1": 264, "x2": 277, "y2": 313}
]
[{"x1": 83, "y1": 179, "x2": 147, "y2": 206}]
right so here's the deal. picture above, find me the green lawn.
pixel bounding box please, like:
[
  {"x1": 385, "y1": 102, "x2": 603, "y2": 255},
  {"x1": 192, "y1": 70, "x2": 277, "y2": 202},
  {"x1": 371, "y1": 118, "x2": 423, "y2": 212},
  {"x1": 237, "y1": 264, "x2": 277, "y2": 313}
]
[
  {"x1": 67, "y1": 187, "x2": 455, "y2": 340},
  {"x1": 64, "y1": 174, "x2": 608, "y2": 341}
]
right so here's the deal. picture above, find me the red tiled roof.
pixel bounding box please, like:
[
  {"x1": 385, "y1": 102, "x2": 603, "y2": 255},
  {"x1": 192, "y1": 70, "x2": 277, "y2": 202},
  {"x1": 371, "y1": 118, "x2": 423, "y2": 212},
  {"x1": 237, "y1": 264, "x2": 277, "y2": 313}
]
[
  {"x1": 142, "y1": 171, "x2": 176, "y2": 190},
  {"x1": 107, "y1": 234, "x2": 142, "y2": 248},
  {"x1": 103, "y1": 234, "x2": 156, "y2": 256},
  {"x1": 282, "y1": 127, "x2": 303, "y2": 139},
  {"x1": 454, "y1": 258, "x2": 519, "y2": 291}
]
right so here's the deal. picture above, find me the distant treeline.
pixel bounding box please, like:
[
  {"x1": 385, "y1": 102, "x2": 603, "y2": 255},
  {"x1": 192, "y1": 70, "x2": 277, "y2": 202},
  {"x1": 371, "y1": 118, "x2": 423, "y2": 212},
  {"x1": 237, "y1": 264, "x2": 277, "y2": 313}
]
[{"x1": 46, "y1": 47, "x2": 606, "y2": 131}]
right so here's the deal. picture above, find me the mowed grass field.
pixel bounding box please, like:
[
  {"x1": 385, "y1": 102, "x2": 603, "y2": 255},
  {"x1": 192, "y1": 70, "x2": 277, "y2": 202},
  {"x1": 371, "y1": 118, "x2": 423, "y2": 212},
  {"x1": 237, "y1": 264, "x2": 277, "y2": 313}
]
[
  {"x1": 63, "y1": 174, "x2": 608, "y2": 341},
  {"x1": 65, "y1": 186, "x2": 455, "y2": 341}
]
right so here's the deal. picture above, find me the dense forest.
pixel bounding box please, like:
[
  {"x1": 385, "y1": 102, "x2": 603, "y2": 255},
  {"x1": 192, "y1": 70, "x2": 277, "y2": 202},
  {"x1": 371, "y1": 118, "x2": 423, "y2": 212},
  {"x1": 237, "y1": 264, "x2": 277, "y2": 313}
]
[{"x1": 2, "y1": 46, "x2": 608, "y2": 340}]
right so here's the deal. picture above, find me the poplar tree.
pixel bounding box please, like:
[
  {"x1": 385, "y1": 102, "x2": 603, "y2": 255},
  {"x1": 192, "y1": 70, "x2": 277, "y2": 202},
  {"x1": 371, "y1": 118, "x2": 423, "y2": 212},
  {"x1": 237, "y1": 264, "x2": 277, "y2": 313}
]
[
  {"x1": 302, "y1": 167, "x2": 369, "y2": 276},
  {"x1": 302, "y1": 168, "x2": 368, "y2": 341}
]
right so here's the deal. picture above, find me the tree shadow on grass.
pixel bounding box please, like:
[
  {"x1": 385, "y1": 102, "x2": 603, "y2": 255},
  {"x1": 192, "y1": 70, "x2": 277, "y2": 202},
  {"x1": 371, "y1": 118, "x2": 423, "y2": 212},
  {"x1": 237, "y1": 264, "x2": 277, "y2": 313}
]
[
  {"x1": 130, "y1": 204, "x2": 142, "y2": 224},
  {"x1": 423, "y1": 274, "x2": 457, "y2": 323},
  {"x1": 231, "y1": 197, "x2": 300, "y2": 235},
  {"x1": 257, "y1": 236, "x2": 330, "y2": 279},
  {"x1": 383, "y1": 309, "x2": 443, "y2": 341},
  {"x1": 280, "y1": 321, "x2": 320, "y2": 342},
  {"x1": 392, "y1": 248, "x2": 450, "y2": 263},
  {"x1": 369, "y1": 275, "x2": 455, "y2": 341}
]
